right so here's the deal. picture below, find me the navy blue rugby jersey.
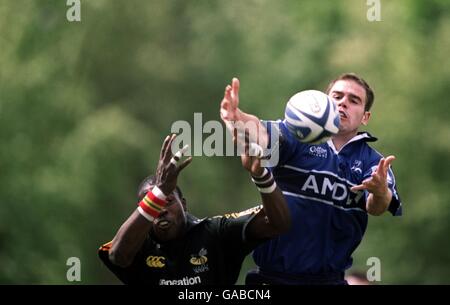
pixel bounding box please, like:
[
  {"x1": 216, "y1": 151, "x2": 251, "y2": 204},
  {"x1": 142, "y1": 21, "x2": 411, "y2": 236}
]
[{"x1": 253, "y1": 119, "x2": 402, "y2": 275}]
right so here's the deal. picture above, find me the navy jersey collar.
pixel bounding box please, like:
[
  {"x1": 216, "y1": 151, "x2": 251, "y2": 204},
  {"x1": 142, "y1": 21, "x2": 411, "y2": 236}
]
[
  {"x1": 327, "y1": 132, "x2": 377, "y2": 154},
  {"x1": 357, "y1": 131, "x2": 378, "y2": 142}
]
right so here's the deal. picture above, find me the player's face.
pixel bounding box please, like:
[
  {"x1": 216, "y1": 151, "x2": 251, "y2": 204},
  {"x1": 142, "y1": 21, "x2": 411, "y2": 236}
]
[
  {"x1": 329, "y1": 80, "x2": 371, "y2": 136},
  {"x1": 152, "y1": 190, "x2": 187, "y2": 242}
]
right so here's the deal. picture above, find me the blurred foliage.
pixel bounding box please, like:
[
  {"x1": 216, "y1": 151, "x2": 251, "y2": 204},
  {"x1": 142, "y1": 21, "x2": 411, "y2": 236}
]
[{"x1": 0, "y1": 0, "x2": 449, "y2": 284}]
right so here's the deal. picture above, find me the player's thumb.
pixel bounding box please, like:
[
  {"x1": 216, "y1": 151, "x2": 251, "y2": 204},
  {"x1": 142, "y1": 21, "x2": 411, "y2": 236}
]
[{"x1": 350, "y1": 185, "x2": 365, "y2": 192}]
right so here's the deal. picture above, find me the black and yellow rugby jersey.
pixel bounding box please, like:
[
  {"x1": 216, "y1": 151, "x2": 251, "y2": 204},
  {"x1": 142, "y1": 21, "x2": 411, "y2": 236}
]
[{"x1": 98, "y1": 206, "x2": 264, "y2": 285}]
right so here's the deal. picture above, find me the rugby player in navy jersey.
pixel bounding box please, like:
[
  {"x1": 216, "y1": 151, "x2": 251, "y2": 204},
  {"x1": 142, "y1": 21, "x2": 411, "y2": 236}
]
[
  {"x1": 98, "y1": 133, "x2": 290, "y2": 285},
  {"x1": 220, "y1": 73, "x2": 402, "y2": 285}
]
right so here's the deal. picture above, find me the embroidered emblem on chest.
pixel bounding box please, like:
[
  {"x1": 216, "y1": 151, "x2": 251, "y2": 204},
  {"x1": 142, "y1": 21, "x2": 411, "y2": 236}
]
[
  {"x1": 190, "y1": 248, "x2": 209, "y2": 274},
  {"x1": 146, "y1": 255, "x2": 166, "y2": 268},
  {"x1": 309, "y1": 146, "x2": 327, "y2": 158}
]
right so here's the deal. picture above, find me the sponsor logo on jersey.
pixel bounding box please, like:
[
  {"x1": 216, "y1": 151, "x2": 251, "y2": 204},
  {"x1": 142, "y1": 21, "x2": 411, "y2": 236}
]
[
  {"x1": 190, "y1": 248, "x2": 209, "y2": 273},
  {"x1": 301, "y1": 175, "x2": 348, "y2": 201},
  {"x1": 309, "y1": 146, "x2": 327, "y2": 158},
  {"x1": 190, "y1": 248, "x2": 208, "y2": 266},
  {"x1": 146, "y1": 255, "x2": 166, "y2": 268},
  {"x1": 159, "y1": 276, "x2": 201, "y2": 285},
  {"x1": 193, "y1": 264, "x2": 209, "y2": 274},
  {"x1": 351, "y1": 160, "x2": 363, "y2": 174},
  {"x1": 298, "y1": 173, "x2": 364, "y2": 209}
]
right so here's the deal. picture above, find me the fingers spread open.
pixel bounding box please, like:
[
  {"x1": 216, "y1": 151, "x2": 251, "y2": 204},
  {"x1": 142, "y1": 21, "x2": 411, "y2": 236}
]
[
  {"x1": 351, "y1": 176, "x2": 373, "y2": 192},
  {"x1": 351, "y1": 184, "x2": 367, "y2": 192},
  {"x1": 177, "y1": 156, "x2": 193, "y2": 173},
  {"x1": 163, "y1": 134, "x2": 176, "y2": 164},
  {"x1": 231, "y1": 78, "x2": 240, "y2": 109},
  {"x1": 232, "y1": 78, "x2": 240, "y2": 95},
  {"x1": 170, "y1": 144, "x2": 190, "y2": 168},
  {"x1": 383, "y1": 155, "x2": 396, "y2": 174},
  {"x1": 225, "y1": 85, "x2": 232, "y2": 101},
  {"x1": 160, "y1": 135, "x2": 171, "y2": 160},
  {"x1": 385, "y1": 155, "x2": 396, "y2": 165},
  {"x1": 374, "y1": 158, "x2": 384, "y2": 175},
  {"x1": 170, "y1": 144, "x2": 188, "y2": 161}
]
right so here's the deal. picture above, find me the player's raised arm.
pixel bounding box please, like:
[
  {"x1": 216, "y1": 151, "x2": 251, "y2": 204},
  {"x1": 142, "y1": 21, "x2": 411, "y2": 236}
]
[
  {"x1": 237, "y1": 131, "x2": 291, "y2": 239},
  {"x1": 108, "y1": 135, "x2": 192, "y2": 267},
  {"x1": 220, "y1": 77, "x2": 269, "y2": 149}
]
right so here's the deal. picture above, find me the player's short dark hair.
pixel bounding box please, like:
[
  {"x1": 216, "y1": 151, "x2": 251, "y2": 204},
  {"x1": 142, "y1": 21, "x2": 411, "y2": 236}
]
[
  {"x1": 326, "y1": 73, "x2": 375, "y2": 111},
  {"x1": 137, "y1": 175, "x2": 184, "y2": 201}
]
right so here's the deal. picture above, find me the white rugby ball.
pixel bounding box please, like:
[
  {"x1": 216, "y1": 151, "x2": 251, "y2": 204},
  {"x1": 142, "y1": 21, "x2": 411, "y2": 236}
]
[{"x1": 284, "y1": 90, "x2": 340, "y2": 144}]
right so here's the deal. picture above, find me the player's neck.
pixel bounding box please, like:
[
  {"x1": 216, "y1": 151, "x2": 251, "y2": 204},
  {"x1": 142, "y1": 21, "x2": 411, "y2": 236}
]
[{"x1": 332, "y1": 131, "x2": 358, "y2": 151}]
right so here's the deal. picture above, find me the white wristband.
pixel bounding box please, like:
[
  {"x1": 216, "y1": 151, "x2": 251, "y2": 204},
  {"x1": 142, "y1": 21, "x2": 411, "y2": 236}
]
[
  {"x1": 138, "y1": 206, "x2": 155, "y2": 222},
  {"x1": 257, "y1": 182, "x2": 277, "y2": 194},
  {"x1": 251, "y1": 174, "x2": 273, "y2": 185},
  {"x1": 151, "y1": 185, "x2": 167, "y2": 201},
  {"x1": 253, "y1": 168, "x2": 268, "y2": 179},
  {"x1": 251, "y1": 168, "x2": 277, "y2": 194}
]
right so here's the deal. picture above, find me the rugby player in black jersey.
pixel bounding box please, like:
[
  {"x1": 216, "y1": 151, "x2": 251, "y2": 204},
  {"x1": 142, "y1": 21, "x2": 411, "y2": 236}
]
[{"x1": 99, "y1": 133, "x2": 291, "y2": 285}]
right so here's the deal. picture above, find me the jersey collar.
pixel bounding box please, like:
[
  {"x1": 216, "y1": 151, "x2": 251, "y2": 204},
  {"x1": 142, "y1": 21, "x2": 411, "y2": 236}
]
[
  {"x1": 185, "y1": 213, "x2": 203, "y2": 231},
  {"x1": 327, "y1": 131, "x2": 377, "y2": 154}
]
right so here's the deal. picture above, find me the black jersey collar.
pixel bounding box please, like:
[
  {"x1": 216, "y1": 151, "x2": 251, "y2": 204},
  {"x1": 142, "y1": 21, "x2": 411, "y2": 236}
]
[{"x1": 356, "y1": 131, "x2": 378, "y2": 142}]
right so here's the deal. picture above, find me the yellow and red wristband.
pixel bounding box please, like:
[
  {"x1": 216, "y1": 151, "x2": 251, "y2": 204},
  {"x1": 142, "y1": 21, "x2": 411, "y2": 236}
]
[{"x1": 137, "y1": 186, "x2": 167, "y2": 222}]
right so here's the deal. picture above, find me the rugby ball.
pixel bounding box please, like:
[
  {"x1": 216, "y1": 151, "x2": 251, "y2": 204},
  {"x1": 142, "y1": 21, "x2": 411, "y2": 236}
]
[{"x1": 284, "y1": 90, "x2": 340, "y2": 144}]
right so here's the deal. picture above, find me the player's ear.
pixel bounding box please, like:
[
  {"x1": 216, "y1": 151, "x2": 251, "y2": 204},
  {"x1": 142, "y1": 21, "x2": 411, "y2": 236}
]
[{"x1": 361, "y1": 111, "x2": 371, "y2": 126}]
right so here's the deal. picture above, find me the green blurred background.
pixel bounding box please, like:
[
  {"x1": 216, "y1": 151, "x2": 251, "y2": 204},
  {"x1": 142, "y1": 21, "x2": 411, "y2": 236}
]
[{"x1": 1, "y1": 0, "x2": 449, "y2": 284}]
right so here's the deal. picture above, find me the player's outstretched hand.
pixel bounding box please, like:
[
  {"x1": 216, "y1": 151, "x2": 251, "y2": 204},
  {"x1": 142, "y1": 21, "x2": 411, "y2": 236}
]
[
  {"x1": 350, "y1": 155, "x2": 396, "y2": 196},
  {"x1": 220, "y1": 77, "x2": 242, "y2": 123},
  {"x1": 155, "y1": 134, "x2": 192, "y2": 196}
]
